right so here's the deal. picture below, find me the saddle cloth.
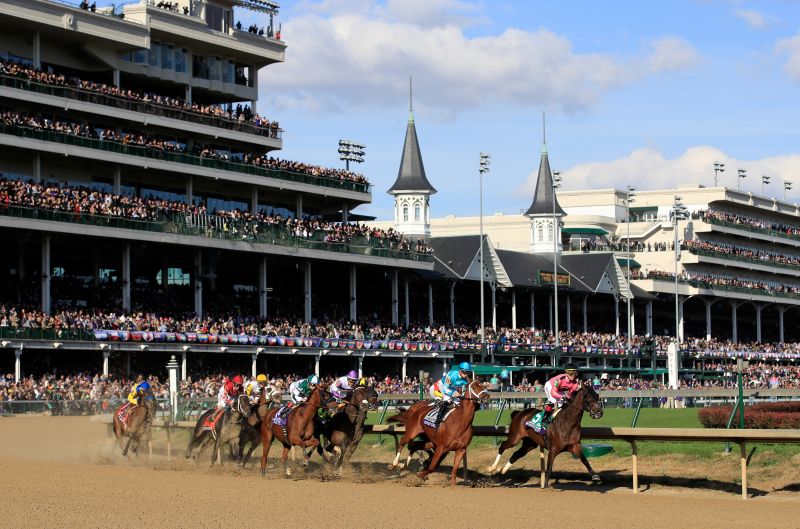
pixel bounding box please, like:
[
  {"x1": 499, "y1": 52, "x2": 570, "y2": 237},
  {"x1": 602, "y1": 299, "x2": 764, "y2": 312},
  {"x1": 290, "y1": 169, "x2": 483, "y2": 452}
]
[
  {"x1": 525, "y1": 408, "x2": 562, "y2": 434},
  {"x1": 422, "y1": 403, "x2": 455, "y2": 429},
  {"x1": 117, "y1": 404, "x2": 132, "y2": 426},
  {"x1": 203, "y1": 409, "x2": 225, "y2": 431},
  {"x1": 271, "y1": 404, "x2": 292, "y2": 427}
]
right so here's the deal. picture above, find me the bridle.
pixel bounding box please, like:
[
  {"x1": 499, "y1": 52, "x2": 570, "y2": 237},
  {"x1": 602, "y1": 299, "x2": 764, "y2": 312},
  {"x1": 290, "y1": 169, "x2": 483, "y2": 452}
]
[
  {"x1": 463, "y1": 381, "x2": 489, "y2": 401},
  {"x1": 580, "y1": 387, "x2": 604, "y2": 419}
]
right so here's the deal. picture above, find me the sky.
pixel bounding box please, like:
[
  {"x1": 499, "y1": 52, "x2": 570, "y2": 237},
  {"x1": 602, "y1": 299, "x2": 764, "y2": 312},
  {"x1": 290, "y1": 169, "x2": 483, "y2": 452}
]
[{"x1": 113, "y1": 0, "x2": 800, "y2": 218}]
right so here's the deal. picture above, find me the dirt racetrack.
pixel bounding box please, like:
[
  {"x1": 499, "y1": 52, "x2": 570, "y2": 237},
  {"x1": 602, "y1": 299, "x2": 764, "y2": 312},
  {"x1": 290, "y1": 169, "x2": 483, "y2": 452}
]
[{"x1": 0, "y1": 415, "x2": 799, "y2": 529}]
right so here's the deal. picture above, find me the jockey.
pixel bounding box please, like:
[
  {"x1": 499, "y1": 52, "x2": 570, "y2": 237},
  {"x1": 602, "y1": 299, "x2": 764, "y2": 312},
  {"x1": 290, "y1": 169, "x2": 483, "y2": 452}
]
[
  {"x1": 278, "y1": 374, "x2": 319, "y2": 420},
  {"x1": 127, "y1": 380, "x2": 151, "y2": 407},
  {"x1": 541, "y1": 363, "x2": 581, "y2": 426},
  {"x1": 244, "y1": 374, "x2": 266, "y2": 405},
  {"x1": 329, "y1": 370, "x2": 359, "y2": 407},
  {"x1": 217, "y1": 375, "x2": 244, "y2": 410},
  {"x1": 429, "y1": 362, "x2": 471, "y2": 424}
]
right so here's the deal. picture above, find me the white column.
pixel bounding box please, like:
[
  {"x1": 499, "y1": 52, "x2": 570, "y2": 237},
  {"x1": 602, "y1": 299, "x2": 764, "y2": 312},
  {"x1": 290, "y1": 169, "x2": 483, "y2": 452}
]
[
  {"x1": 442, "y1": 358, "x2": 448, "y2": 374},
  {"x1": 449, "y1": 282, "x2": 455, "y2": 325},
  {"x1": 428, "y1": 282, "x2": 434, "y2": 325},
  {"x1": 193, "y1": 250, "x2": 203, "y2": 317},
  {"x1": 112, "y1": 69, "x2": 120, "y2": 87},
  {"x1": 303, "y1": 261, "x2": 312, "y2": 322},
  {"x1": 404, "y1": 276, "x2": 410, "y2": 327},
  {"x1": 167, "y1": 356, "x2": 179, "y2": 422},
  {"x1": 511, "y1": 289, "x2": 517, "y2": 330},
  {"x1": 731, "y1": 302, "x2": 738, "y2": 343},
  {"x1": 342, "y1": 203, "x2": 349, "y2": 223},
  {"x1": 614, "y1": 296, "x2": 620, "y2": 336},
  {"x1": 32, "y1": 152, "x2": 41, "y2": 183},
  {"x1": 779, "y1": 307, "x2": 786, "y2": 343},
  {"x1": 530, "y1": 292, "x2": 535, "y2": 328},
  {"x1": 548, "y1": 295, "x2": 553, "y2": 332},
  {"x1": 185, "y1": 84, "x2": 192, "y2": 105},
  {"x1": 646, "y1": 300, "x2": 653, "y2": 336},
  {"x1": 679, "y1": 297, "x2": 685, "y2": 342},
  {"x1": 491, "y1": 283, "x2": 497, "y2": 330},
  {"x1": 259, "y1": 256, "x2": 268, "y2": 318},
  {"x1": 251, "y1": 353, "x2": 258, "y2": 378},
  {"x1": 566, "y1": 296, "x2": 572, "y2": 333},
  {"x1": 32, "y1": 32, "x2": 40, "y2": 69},
  {"x1": 15, "y1": 348, "x2": 22, "y2": 383},
  {"x1": 113, "y1": 165, "x2": 122, "y2": 195},
  {"x1": 102, "y1": 351, "x2": 110, "y2": 378},
  {"x1": 755, "y1": 304, "x2": 763, "y2": 343},
  {"x1": 186, "y1": 174, "x2": 193, "y2": 204},
  {"x1": 349, "y1": 265, "x2": 357, "y2": 322},
  {"x1": 122, "y1": 243, "x2": 131, "y2": 312},
  {"x1": 181, "y1": 352, "x2": 187, "y2": 381},
  {"x1": 630, "y1": 301, "x2": 635, "y2": 337},
  {"x1": 251, "y1": 186, "x2": 259, "y2": 213},
  {"x1": 401, "y1": 356, "x2": 407, "y2": 381},
  {"x1": 41, "y1": 235, "x2": 51, "y2": 315},
  {"x1": 582, "y1": 295, "x2": 588, "y2": 333},
  {"x1": 358, "y1": 356, "x2": 363, "y2": 378},
  {"x1": 391, "y1": 271, "x2": 399, "y2": 325},
  {"x1": 314, "y1": 355, "x2": 320, "y2": 376},
  {"x1": 296, "y1": 194, "x2": 304, "y2": 219},
  {"x1": 705, "y1": 299, "x2": 712, "y2": 341}
]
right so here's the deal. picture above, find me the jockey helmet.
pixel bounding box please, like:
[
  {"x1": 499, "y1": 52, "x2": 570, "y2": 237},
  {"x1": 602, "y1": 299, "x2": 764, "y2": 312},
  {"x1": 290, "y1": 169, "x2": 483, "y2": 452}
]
[
  {"x1": 308, "y1": 374, "x2": 320, "y2": 386},
  {"x1": 232, "y1": 375, "x2": 244, "y2": 385},
  {"x1": 256, "y1": 374, "x2": 268, "y2": 383},
  {"x1": 564, "y1": 363, "x2": 578, "y2": 372},
  {"x1": 139, "y1": 381, "x2": 150, "y2": 391},
  {"x1": 458, "y1": 362, "x2": 472, "y2": 372},
  {"x1": 346, "y1": 370, "x2": 358, "y2": 380}
]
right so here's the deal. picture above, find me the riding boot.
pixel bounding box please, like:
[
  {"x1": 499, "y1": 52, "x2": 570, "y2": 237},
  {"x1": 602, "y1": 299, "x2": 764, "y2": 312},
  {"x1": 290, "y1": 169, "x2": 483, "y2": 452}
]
[{"x1": 435, "y1": 401, "x2": 449, "y2": 425}]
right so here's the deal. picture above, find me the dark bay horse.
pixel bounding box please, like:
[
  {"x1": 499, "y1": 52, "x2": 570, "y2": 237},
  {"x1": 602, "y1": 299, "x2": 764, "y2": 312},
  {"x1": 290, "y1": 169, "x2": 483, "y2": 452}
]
[
  {"x1": 185, "y1": 394, "x2": 251, "y2": 466},
  {"x1": 388, "y1": 380, "x2": 489, "y2": 486},
  {"x1": 259, "y1": 386, "x2": 331, "y2": 477},
  {"x1": 238, "y1": 390, "x2": 283, "y2": 467},
  {"x1": 488, "y1": 382, "x2": 604, "y2": 487},
  {"x1": 112, "y1": 391, "x2": 157, "y2": 458},
  {"x1": 313, "y1": 385, "x2": 379, "y2": 468}
]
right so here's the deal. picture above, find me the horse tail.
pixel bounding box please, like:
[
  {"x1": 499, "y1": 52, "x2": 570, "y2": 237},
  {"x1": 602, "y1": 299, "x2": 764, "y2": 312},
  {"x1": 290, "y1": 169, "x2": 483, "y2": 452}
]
[{"x1": 387, "y1": 412, "x2": 407, "y2": 424}]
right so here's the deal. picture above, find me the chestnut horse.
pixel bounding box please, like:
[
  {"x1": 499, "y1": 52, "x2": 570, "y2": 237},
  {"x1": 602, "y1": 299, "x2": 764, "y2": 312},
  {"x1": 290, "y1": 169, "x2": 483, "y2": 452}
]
[
  {"x1": 488, "y1": 381, "x2": 604, "y2": 487},
  {"x1": 112, "y1": 391, "x2": 157, "y2": 458},
  {"x1": 388, "y1": 380, "x2": 489, "y2": 486},
  {"x1": 313, "y1": 385, "x2": 379, "y2": 468},
  {"x1": 259, "y1": 386, "x2": 331, "y2": 476}
]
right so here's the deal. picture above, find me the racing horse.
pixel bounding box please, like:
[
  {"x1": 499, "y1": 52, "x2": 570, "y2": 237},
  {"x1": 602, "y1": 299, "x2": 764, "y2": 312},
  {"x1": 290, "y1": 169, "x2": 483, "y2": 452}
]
[
  {"x1": 112, "y1": 389, "x2": 157, "y2": 459},
  {"x1": 388, "y1": 380, "x2": 489, "y2": 486},
  {"x1": 259, "y1": 386, "x2": 332, "y2": 476},
  {"x1": 487, "y1": 381, "x2": 604, "y2": 487},
  {"x1": 238, "y1": 388, "x2": 283, "y2": 467},
  {"x1": 185, "y1": 393, "x2": 251, "y2": 466},
  {"x1": 313, "y1": 385, "x2": 379, "y2": 468}
]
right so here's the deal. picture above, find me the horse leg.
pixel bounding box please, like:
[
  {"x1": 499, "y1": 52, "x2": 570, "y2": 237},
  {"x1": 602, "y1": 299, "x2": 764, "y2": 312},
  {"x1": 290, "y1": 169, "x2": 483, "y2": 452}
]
[
  {"x1": 490, "y1": 429, "x2": 524, "y2": 472},
  {"x1": 390, "y1": 433, "x2": 414, "y2": 470},
  {"x1": 281, "y1": 445, "x2": 291, "y2": 477},
  {"x1": 501, "y1": 437, "x2": 537, "y2": 475},
  {"x1": 260, "y1": 431, "x2": 274, "y2": 477},
  {"x1": 450, "y1": 449, "x2": 466, "y2": 487},
  {"x1": 122, "y1": 435, "x2": 134, "y2": 458},
  {"x1": 416, "y1": 445, "x2": 446, "y2": 480},
  {"x1": 543, "y1": 445, "x2": 558, "y2": 489},
  {"x1": 570, "y1": 443, "x2": 601, "y2": 484}
]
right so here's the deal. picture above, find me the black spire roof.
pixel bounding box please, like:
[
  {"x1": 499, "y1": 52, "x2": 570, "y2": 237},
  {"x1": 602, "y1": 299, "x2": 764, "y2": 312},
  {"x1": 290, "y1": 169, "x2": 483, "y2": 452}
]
[
  {"x1": 388, "y1": 82, "x2": 437, "y2": 195},
  {"x1": 524, "y1": 142, "x2": 565, "y2": 216}
]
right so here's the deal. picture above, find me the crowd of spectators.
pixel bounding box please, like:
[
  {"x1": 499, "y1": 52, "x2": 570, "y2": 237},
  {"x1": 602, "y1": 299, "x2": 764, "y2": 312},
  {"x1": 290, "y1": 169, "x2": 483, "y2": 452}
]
[
  {"x1": 686, "y1": 239, "x2": 800, "y2": 268},
  {"x1": 633, "y1": 269, "x2": 800, "y2": 296},
  {"x1": 697, "y1": 208, "x2": 800, "y2": 238},
  {"x1": 78, "y1": 1, "x2": 97, "y2": 12},
  {"x1": 151, "y1": 1, "x2": 189, "y2": 15},
  {"x1": 0, "y1": 58, "x2": 279, "y2": 137}
]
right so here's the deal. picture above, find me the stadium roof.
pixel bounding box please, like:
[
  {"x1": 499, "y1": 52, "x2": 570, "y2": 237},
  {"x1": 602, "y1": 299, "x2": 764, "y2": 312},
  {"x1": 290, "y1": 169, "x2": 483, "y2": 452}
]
[
  {"x1": 388, "y1": 101, "x2": 436, "y2": 195},
  {"x1": 524, "y1": 142, "x2": 565, "y2": 217}
]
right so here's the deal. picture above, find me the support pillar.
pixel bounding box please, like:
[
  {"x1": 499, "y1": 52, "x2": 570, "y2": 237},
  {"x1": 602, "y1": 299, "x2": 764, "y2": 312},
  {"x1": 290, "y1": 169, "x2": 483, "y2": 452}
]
[
  {"x1": 251, "y1": 186, "x2": 259, "y2": 214},
  {"x1": 566, "y1": 297, "x2": 572, "y2": 333},
  {"x1": 186, "y1": 174, "x2": 193, "y2": 204},
  {"x1": 530, "y1": 292, "x2": 535, "y2": 328},
  {"x1": 679, "y1": 297, "x2": 685, "y2": 342},
  {"x1": 705, "y1": 299, "x2": 713, "y2": 341},
  {"x1": 428, "y1": 282, "x2": 434, "y2": 326},
  {"x1": 779, "y1": 307, "x2": 787, "y2": 343},
  {"x1": 122, "y1": 243, "x2": 131, "y2": 312},
  {"x1": 342, "y1": 203, "x2": 349, "y2": 223},
  {"x1": 15, "y1": 348, "x2": 22, "y2": 383},
  {"x1": 349, "y1": 265, "x2": 357, "y2": 322},
  {"x1": 41, "y1": 235, "x2": 50, "y2": 315},
  {"x1": 181, "y1": 352, "x2": 187, "y2": 381},
  {"x1": 401, "y1": 356, "x2": 407, "y2": 381},
  {"x1": 614, "y1": 296, "x2": 620, "y2": 337},
  {"x1": 391, "y1": 271, "x2": 399, "y2": 326},
  {"x1": 755, "y1": 304, "x2": 763, "y2": 343},
  {"x1": 630, "y1": 301, "x2": 635, "y2": 337},
  {"x1": 511, "y1": 289, "x2": 517, "y2": 330},
  {"x1": 358, "y1": 356, "x2": 363, "y2": 378},
  {"x1": 646, "y1": 300, "x2": 653, "y2": 336},
  {"x1": 259, "y1": 256, "x2": 268, "y2": 318},
  {"x1": 32, "y1": 152, "x2": 41, "y2": 183},
  {"x1": 296, "y1": 194, "x2": 304, "y2": 219},
  {"x1": 185, "y1": 84, "x2": 192, "y2": 105},
  {"x1": 314, "y1": 355, "x2": 320, "y2": 376},
  {"x1": 404, "y1": 276, "x2": 410, "y2": 327},
  {"x1": 303, "y1": 261, "x2": 312, "y2": 322},
  {"x1": 731, "y1": 302, "x2": 739, "y2": 343},
  {"x1": 32, "y1": 31, "x2": 40, "y2": 69},
  {"x1": 113, "y1": 165, "x2": 122, "y2": 195},
  {"x1": 251, "y1": 353, "x2": 258, "y2": 378},
  {"x1": 193, "y1": 250, "x2": 203, "y2": 317},
  {"x1": 582, "y1": 295, "x2": 588, "y2": 333},
  {"x1": 103, "y1": 351, "x2": 110, "y2": 378},
  {"x1": 491, "y1": 283, "x2": 497, "y2": 330},
  {"x1": 112, "y1": 69, "x2": 120, "y2": 88},
  {"x1": 449, "y1": 282, "x2": 455, "y2": 326},
  {"x1": 548, "y1": 295, "x2": 553, "y2": 333},
  {"x1": 442, "y1": 358, "x2": 448, "y2": 374}
]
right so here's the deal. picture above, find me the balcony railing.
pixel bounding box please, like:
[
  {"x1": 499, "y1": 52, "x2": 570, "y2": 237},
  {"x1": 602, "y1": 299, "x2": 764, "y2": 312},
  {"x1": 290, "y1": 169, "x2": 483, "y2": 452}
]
[
  {"x1": 0, "y1": 205, "x2": 432, "y2": 262},
  {"x1": 0, "y1": 123, "x2": 370, "y2": 194},
  {"x1": 0, "y1": 74, "x2": 281, "y2": 140},
  {"x1": 688, "y1": 246, "x2": 800, "y2": 273},
  {"x1": 645, "y1": 275, "x2": 800, "y2": 300},
  {"x1": 706, "y1": 216, "x2": 800, "y2": 243}
]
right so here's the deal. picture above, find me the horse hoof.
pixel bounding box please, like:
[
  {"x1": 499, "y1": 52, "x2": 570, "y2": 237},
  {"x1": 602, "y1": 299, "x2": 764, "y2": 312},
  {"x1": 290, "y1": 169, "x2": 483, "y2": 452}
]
[
  {"x1": 261, "y1": 469, "x2": 266, "y2": 477},
  {"x1": 591, "y1": 475, "x2": 602, "y2": 484}
]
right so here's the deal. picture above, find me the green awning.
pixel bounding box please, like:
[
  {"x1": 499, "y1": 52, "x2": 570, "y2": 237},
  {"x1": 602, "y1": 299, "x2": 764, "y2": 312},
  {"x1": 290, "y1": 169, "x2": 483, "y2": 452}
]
[
  {"x1": 562, "y1": 227, "x2": 608, "y2": 236},
  {"x1": 616, "y1": 257, "x2": 641, "y2": 268},
  {"x1": 629, "y1": 206, "x2": 657, "y2": 212},
  {"x1": 470, "y1": 365, "x2": 523, "y2": 375}
]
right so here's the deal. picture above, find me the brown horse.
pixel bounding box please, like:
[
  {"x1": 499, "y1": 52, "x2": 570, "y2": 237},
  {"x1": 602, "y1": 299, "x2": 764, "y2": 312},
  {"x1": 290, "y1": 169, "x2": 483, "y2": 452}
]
[
  {"x1": 238, "y1": 389, "x2": 283, "y2": 467},
  {"x1": 185, "y1": 394, "x2": 251, "y2": 466},
  {"x1": 388, "y1": 380, "x2": 489, "y2": 486},
  {"x1": 488, "y1": 381, "x2": 604, "y2": 487},
  {"x1": 313, "y1": 385, "x2": 379, "y2": 468},
  {"x1": 259, "y1": 386, "x2": 331, "y2": 477},
  {"x1": 112, "y1": 391, "x2": 157, "y2": 458}
]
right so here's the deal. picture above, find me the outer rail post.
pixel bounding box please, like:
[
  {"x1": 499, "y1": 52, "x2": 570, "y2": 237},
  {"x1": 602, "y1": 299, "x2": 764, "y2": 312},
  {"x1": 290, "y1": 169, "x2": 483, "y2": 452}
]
[
  {"x1": 740, "y1": 441, "x2": 748, "y2": 500},
  {"x1": 631, "y1": 439, "x2": 638, "y2": 493},
  {"x1": 539, "y1": 446, "x2": 545, "y2": 488}
]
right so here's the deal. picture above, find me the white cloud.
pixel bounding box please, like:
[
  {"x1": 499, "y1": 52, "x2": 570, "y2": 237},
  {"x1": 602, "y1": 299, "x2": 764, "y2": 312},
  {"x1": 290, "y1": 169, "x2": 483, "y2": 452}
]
[
  {"x1": 776, "y1": 34, "x2": 800, "y2": 81},
  {"x1": 646, "y1": 37, "x2": 702, "y2": 73},
  {"x1": 262, "y1": 2, "x2": 701, "y2": 114},
  {"x1": 518, "y1": 146, "x2": 800, "y2": 200},
  {"x1": 733, "y1": 8, "x2": 777, "y2": 30}
]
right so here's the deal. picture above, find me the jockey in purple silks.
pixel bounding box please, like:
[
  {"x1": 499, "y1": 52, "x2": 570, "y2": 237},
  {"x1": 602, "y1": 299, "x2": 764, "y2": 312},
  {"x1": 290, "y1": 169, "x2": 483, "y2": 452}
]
[{"x1": 330, "y1": 370, "x2": 359, "y2": 408}]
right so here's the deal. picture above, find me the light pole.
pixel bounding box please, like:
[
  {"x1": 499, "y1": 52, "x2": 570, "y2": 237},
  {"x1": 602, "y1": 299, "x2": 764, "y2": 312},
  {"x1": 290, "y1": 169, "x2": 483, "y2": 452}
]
[
  {"x1": 479, "y1": 153, "x2": 491, "y2": 362},
  {"x1": 713, "y1": 161, "x2": 725, "y2": 187},
  {"x1": 737, "y1": 169, "x2": 747, "y2": 191},
  {"x1": 671, "y1": 196, "x2": 689, "y2": 345},
  {"x1": 338, "y1": 139, "x2": 365, "y2": 171},
  {"x1": 552, "y1": 171, "x2": 562, "y2": 347},
  {"x1": 785, "y1": 180, "x2": 793, "y2": 202},
  {"x1": 625, "y1": 186, "x2": 636, "y2": 357},
  {"x1": 761, "y1": 175, "x2": 771, "y2": 197}
]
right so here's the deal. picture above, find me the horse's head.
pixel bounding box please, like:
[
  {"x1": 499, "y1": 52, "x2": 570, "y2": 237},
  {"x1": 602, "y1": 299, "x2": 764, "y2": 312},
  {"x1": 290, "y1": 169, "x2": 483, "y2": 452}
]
[
  {"x1": 232, "y1": 394, "x2": 250, "y2": 416},
  {"x1": 464, "y1": 380, "x2": 490, "y2": 406},
  {"x1": 353, "y1": 385, "x2": 379, "y2": 411},
  {"x1": 142, "y1": 392, "x2": 157, "y2": 419},
  {"x1": 579, "y1": 381, "x2": 604, "y2": 419}
]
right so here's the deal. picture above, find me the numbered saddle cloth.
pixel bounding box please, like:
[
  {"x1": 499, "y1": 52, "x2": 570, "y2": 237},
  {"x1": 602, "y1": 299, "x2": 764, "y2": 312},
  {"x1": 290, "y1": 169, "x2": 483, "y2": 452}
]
[
  {"x1": 525, "y1": 411, "x2": 547, "y2": 435},
  {"x1": 422, "y1": 403, "x2": 454, "y2": 429},
  {"x1": 271, "y1": 405, "x2": 292, "y2": 427}
]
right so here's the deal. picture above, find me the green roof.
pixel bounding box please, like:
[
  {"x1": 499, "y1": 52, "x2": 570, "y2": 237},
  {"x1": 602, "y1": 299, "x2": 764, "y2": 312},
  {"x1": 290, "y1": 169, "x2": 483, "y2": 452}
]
[
  {"x1": 470, "y1": 365, "x2": 523, "y2": 375},
  {"x1": 562, "y1": 227, "x2": 608, "y2": 236},
  {"x1": 616, "y1": 257, "x2": 641, "y2": 268}
]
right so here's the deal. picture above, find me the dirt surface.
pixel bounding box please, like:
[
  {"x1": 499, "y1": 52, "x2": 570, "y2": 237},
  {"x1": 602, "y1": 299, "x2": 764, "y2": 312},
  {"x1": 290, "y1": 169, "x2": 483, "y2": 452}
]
[{"x1": 0, "y1": 416, "x2": 799, "y2": 529}]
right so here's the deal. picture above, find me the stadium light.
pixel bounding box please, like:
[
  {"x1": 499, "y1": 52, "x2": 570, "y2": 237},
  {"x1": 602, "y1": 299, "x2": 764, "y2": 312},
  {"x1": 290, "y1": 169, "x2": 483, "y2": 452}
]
[
  {"x1": 478, "y1": 152, "x2": 491, "y2": 362},
  {"x1": 737, "y1": 169, "x2": 747, "y2": 191},
  {"x1": 761, "y1": 175, "x2": 771, "y2": 197},
  {"x1": 785, "y1": 180, "x2": 793, "y2": 202},
  {"x1": 625, "y1": 186, "x2": 636, "y2": 362},
  {"x1": 713, "y1": 162, "x2": 725, "y2": 187},
  {"x1": 338, "y1": 139, "x2": 366, "y2": 172},
  {"x1": 552, "y1": 170, "x2": 562, "y2": 347}
]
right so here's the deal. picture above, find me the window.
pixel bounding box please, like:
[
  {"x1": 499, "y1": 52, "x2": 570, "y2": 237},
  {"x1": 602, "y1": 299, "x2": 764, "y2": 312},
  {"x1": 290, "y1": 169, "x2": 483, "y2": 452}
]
[
  {"x1": 537, "y1": 225, "x2": 543, "y2": 242},
  {"x1": 157, "y1": 268, "x2": 190, "y2": 286},
  {"x1": 161, "y1": 45, "x2": 173, "y2": 70},
  {"x1": 205, "y1": 4, "x2": 223, "y2": 31},
  {"x1": 174, "y1": 49, "x2": 187, "y2": 73},
  {"x1": 208, "y1": 56, "x2": 221, "y2": 81},
  {"x1": 132, "y1": 49, "x2": 147, "y2": 64},
  {"x1": 548, "y1": 224, "x2": 554, "y2": 242},
  {"x1": 403, "y1": 206, "x2": 409, "y2": 222},
  {"x1": 148, "y1": 42, "x2": 161, "y2": 67},
  {"x1": 414, "y1": 205, "x2": 421, "y2": 221},
  {"x1": 222, "y1": 60, "x2": 234, "y2": 84}
]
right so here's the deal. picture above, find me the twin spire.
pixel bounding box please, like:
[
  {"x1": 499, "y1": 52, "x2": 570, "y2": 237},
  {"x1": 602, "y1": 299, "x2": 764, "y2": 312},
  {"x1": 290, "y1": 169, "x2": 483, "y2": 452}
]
[{"x1": 524, "y1": 112, "x2": 564, "y2": 216}]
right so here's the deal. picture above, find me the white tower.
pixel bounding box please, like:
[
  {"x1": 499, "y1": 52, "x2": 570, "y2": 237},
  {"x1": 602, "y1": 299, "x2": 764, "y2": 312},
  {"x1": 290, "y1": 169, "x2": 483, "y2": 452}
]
[
  {"x1": 525, "y1": 130, "x2": 565, "y2": 254},
  {"x1": 388, "y1": 80, "x2": 437, "y2": 238}
]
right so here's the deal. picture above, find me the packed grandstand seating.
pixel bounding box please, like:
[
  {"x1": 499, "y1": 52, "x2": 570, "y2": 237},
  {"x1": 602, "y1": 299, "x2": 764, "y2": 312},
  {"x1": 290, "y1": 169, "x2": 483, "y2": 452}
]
[
  {"x1": 633, "y1": 269, "x2": 800, "y2": 296},
  {"x1": 685, "y1": 239, "x2": 800, "y2": 268},
  {"x1": 696, "y1": 208, "x2": 800, "y2": 237},
  {"x1": 0, "y1": 178, "x2": 428, "y2": 253},
  {"x1": 0, "y1": 58, "x2": 279, "y2": 137}
]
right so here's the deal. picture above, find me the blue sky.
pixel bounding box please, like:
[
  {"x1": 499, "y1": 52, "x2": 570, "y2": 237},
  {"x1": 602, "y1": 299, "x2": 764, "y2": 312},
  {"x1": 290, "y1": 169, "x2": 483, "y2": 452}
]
[{"x1": 111, "y1": 1, "x2": 800, "y2": 218}]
